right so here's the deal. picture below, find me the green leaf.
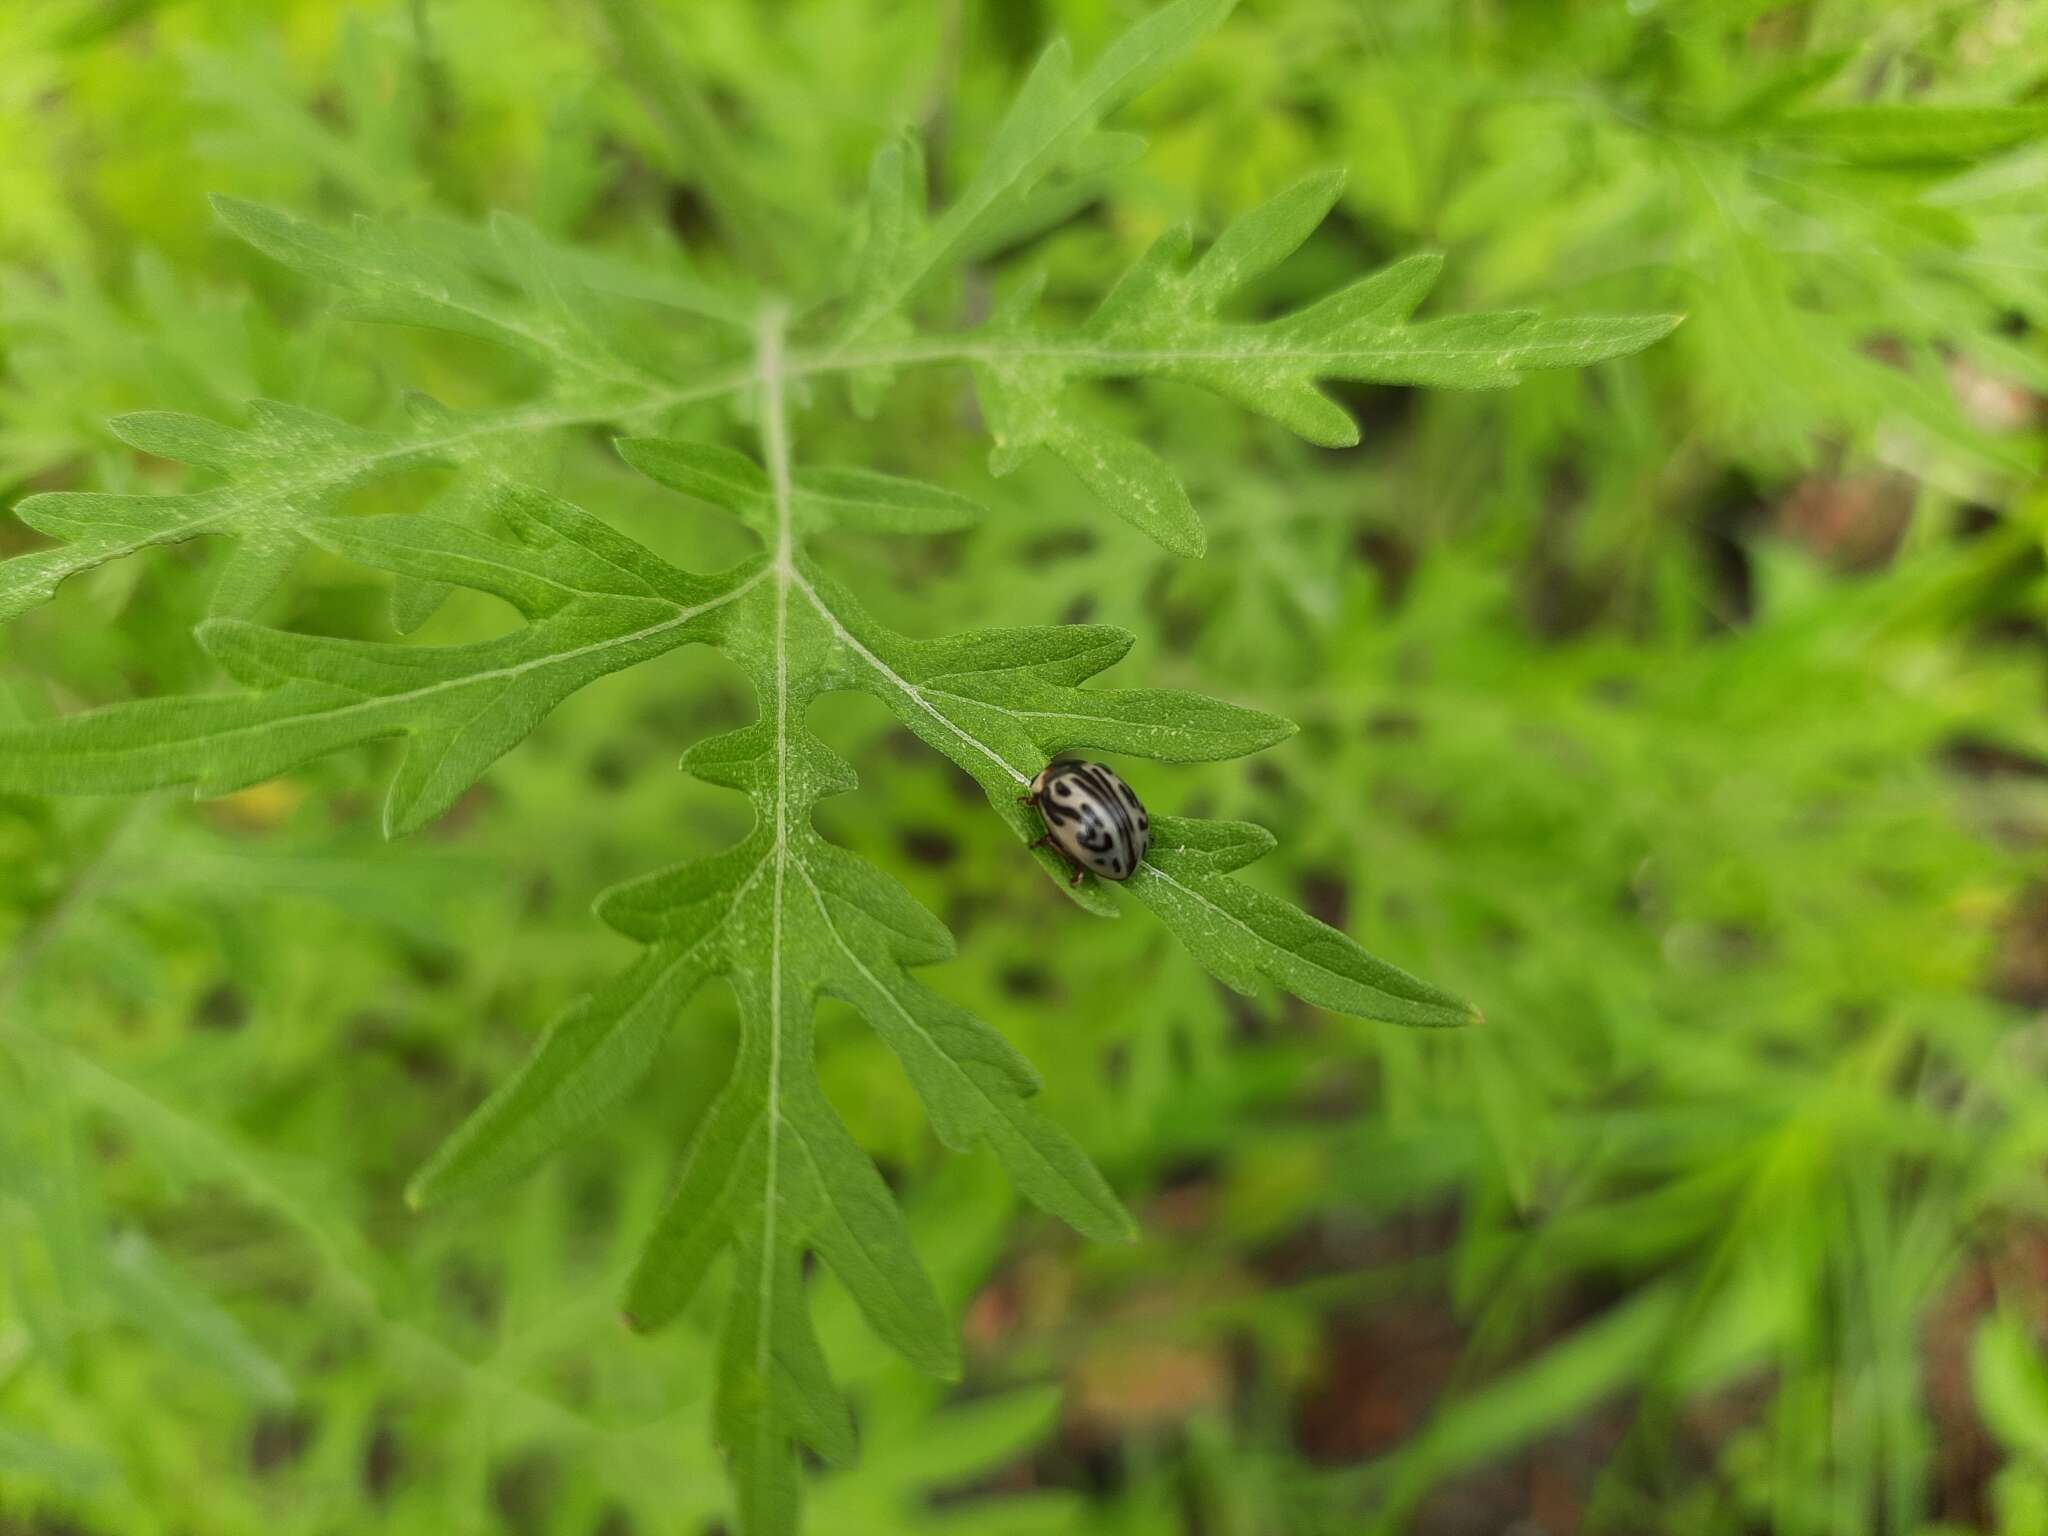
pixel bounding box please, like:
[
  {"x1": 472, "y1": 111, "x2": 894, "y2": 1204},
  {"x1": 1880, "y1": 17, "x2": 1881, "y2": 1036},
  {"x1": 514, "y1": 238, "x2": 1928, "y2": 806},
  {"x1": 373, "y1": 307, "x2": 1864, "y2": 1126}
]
[
  {"x1": 961, "y1": 174, "x2": 1679, "y2": 549},
  {"x1": 213, "y1": 196, "x2": 691, "y2": 383},
  {"x1": 0, "y1": 485, "x2": 761, "y2": 835},
  {"x1": 2, "y1": 402, "x2": 440, "y2": 621},
  {"x1": 406, "y1": 949, "x2": 713, "y2": 1211},
  {"x1": 1374, "y1": 1283, "x2": 1682, "y2": 1511},
  {"x1": 847, "y1": 132, "x2": 928, "y2": 325},
  {"x1": 617, "y1": 437, "x2": 985, "y2": 537},
  {"x1": 0, "y1": 200, "x2": 757, "y2": 627},
  {"x1": 1127, "y1": 818, "x2": 1478, "y2": 1027},
  {"x1": 103, "y1": 1231, "x2": 294, "y2": 1406},
  {"x1": 838, "y1": 0, "x2": 1238, "y2": 339}
]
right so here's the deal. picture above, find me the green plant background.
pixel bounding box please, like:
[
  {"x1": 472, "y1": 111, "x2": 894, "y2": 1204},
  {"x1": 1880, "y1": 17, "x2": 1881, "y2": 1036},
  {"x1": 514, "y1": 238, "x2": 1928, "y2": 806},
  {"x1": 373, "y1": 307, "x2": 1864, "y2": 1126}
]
[{"x1": 2, "y1": 1, "x2": 2045, "y2": 1533}]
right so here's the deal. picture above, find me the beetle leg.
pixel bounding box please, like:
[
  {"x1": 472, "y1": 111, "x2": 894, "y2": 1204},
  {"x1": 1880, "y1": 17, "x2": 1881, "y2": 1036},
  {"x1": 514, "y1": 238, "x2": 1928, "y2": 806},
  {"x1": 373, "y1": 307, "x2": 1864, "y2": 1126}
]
[
  {"x1": 1028, "y1": 833, "x2": 1053, "y2": 851},
  {"x1": 1068, "y1": 862, "x2": 1086, "y2": 888}
]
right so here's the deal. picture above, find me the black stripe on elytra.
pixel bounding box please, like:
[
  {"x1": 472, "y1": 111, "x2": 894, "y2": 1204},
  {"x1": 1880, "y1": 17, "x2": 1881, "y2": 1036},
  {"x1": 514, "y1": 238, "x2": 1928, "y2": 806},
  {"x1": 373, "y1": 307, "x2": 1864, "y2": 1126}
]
[
  {"x1": 1036, "y1": 763, "x2": 1133, "y2": 874},
  {"x1": 1039, "y1": 780, "x2": 1084, "y2": 825},
  {"x1": 1074, "y1": 763, "x2": 1136, "y2": 873},
  {"x1": 1112, "y1": 772, "x2": 1150, "y2": 839}
]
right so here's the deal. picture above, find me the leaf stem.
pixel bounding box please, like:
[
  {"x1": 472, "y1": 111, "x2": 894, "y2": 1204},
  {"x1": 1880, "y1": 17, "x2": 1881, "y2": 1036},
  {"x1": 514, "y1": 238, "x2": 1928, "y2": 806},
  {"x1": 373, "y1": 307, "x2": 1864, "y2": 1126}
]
[
  {"x1": 754, "y1": 298, "x2": 795, "y2": 1492},
  {"x1": 789, "y1": 569, "x2": 1030, "y2": 788}
]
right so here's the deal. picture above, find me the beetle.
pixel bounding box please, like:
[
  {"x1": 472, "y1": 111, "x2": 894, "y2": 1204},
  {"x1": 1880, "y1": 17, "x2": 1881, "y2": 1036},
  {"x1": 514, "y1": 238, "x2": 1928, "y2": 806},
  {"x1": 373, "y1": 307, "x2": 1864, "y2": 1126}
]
[{"x1": 1021, "y1": 759, "x2": 1151, "y2": 886}]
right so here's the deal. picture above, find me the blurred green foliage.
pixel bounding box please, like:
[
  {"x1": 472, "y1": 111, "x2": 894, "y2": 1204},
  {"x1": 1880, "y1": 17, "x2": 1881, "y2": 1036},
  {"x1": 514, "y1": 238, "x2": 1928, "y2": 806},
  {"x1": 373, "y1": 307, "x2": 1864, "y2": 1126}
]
[{"x1": 2, "y1": 2, "x2": 2045, "y2": 1534}]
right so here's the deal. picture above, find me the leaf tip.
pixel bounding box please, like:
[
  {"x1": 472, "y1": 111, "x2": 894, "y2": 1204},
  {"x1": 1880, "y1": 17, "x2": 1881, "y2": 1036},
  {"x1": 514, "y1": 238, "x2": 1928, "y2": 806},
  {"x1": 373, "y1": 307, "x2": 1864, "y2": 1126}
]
[
  {"x1": 105, "y1": 411, "x2": 167, "y2": 452},
  {"x1": 987, "y1": 441, "x2": 1028, "y2": 479},
  {"x1": 1301, "y1": 165, "x2": 1349, "y2": 204},
  {"x1": 1400, "y1": 248, "x2": 1448, "y2": 286},
  {"x1": 381, "y1": 788, "x2": 436, "y2": 843},
  {"x1": 207, "y1": 193, "x2": 270, "y2": 239},
  {"x1": 1167, "y1": 520, "x2": 1208, "y2": 559},
  {"x1": 1608, "y1": 312, "x2": 1687, "y2": 354}
]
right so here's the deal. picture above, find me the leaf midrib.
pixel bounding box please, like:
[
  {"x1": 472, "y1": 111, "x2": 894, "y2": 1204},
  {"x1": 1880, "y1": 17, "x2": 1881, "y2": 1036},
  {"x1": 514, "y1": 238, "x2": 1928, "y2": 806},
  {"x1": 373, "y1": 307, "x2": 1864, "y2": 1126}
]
[
  {"x1": 792, "y1": 568, "x2": 1031, "y2": 788},
  {"x1": 794, "y1": 859, "x2": 989, "y2": 1131},
  {"x1": 11, "y1": 313, "x2": 1674, "y2": 608},
  {"x1": 1132, "y1": 861, "x2": 1474, "y2": 1023},
  {"x1": 834, "y1": 330, "x2": 1678, "y2": 373},
  {"x1": 757, "y1": 301, "x2": 796, "y2": 1486},
  {"x1": 17, "y1": 574, "x2": 767, "y2": 774}
]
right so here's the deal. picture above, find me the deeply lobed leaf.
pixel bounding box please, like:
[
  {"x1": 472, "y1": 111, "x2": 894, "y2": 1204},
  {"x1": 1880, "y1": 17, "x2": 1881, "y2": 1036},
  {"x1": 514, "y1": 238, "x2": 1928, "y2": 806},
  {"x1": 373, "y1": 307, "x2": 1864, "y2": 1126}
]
[
  {"x1": 3, "y1": 402, "x2": 438, "y2": 621},
  {"x1": 0, "y1": 485, "x2": 762, "y2": 834},
  {"x1": 963, "y1": 172, "x2": 1681, "y2": 551},
  {"x1": 0, "y1": 6, "x2": 1674, "y2": 1532}
]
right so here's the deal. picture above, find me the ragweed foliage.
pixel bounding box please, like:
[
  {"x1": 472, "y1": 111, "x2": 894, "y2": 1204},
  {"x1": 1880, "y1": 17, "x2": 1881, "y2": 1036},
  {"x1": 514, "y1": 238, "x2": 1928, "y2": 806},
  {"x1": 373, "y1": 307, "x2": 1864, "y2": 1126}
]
[{"x1": 0, "y1": 2, "x2": 1688, "y2": 1529}]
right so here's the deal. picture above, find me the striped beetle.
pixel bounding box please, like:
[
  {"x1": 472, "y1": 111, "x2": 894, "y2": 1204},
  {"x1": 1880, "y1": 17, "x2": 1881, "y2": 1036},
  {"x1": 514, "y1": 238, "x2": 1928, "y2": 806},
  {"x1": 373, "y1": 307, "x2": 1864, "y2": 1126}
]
[{"x1": 1022, "y1": 759, "x2": 1151, "y2": 886}]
